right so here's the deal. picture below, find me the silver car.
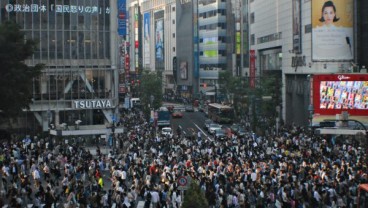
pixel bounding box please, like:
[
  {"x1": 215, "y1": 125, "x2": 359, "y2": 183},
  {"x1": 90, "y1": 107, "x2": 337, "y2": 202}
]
[{"x1": 208, "y1": 123, "x2": 222, "y2": 135}]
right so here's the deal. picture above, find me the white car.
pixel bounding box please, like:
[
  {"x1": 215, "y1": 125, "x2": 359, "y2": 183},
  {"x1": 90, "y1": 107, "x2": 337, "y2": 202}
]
[
  {"x1": 208, "y1": 123, "x2": 222, "y2": 135},
  {"x1": 161, "y1": 127, "x2": 173, "y2": 138}
]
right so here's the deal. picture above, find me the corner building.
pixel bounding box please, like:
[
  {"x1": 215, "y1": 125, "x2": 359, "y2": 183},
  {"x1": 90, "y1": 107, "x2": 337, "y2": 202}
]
[{"x1": 0, "y1": 0, "x2": 120, "y2": 134}]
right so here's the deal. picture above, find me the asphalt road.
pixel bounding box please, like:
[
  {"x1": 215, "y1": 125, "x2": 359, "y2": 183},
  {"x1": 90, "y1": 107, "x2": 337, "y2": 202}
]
[{"x1": 169, "y1": 108, "x2": 212, "y2": 140}]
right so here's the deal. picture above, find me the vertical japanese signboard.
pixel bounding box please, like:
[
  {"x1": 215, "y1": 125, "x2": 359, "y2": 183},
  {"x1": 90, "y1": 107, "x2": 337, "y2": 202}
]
[
  {"x1": 117, "y1": 0, "x2": 126, "y2": 36},
  {"x1": 249, "y1": 50, "x2": 256, "y2": 88}
]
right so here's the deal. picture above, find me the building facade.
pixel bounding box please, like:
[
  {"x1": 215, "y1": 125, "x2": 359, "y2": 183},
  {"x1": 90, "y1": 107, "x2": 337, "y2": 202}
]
[
  {"x1": 249, "y1": 0, "x2": 365, "y2": 126},
  {"x1": 0, "y1": 0, "x2": 120, "y2": 134},
  {"x1": 137, "y1": 0, "x2": 176, "y2": 96}
]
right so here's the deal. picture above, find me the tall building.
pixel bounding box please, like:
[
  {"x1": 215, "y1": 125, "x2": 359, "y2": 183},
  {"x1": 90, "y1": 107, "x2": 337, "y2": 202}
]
[
  {"x1": 137, "y1": 0, "x2": 176, "y2": 96},
  {"x1": 249, "y1": 0, "x2": 366, "y2": 126},
  {"x1": 0, "y1": 0, "x2": 121, "y2": 136},
  {"x1": 197, "y1": 0, "x2": 227, "y2": 91}
]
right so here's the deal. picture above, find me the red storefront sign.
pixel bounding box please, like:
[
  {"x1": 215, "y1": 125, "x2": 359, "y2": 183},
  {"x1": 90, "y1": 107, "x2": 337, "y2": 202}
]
[{"x1": 249, "y1": 50, "x2": 256, "y2": 88}]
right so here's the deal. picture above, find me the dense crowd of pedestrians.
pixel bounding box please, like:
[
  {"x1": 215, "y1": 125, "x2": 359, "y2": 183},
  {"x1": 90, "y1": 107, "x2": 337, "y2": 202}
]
[{"x1": 0, "y1": 107, "x2": 367, "y2": 208}]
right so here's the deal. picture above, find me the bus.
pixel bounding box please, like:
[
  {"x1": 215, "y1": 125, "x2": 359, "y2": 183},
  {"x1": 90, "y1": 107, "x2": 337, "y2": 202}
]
[{"x1": 207, "y1": 103, "x2": 234, "y2": 124}]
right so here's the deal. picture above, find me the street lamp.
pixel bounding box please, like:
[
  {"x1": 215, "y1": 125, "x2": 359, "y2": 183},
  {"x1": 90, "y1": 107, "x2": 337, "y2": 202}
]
[{"x1": 308, "y1": 104, "x2": 314, "y2": 131}]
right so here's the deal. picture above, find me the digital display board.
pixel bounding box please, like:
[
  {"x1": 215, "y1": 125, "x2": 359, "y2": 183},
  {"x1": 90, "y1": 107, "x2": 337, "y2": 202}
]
[{"x1": 313, "y1": 74, "x2": 368, "y2": 115}]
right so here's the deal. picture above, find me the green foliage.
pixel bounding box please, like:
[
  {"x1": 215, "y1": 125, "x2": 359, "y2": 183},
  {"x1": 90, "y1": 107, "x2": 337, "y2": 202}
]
[
  {"x1": 0, "y1": 21, "x2": 43, "y2": 117},
  {"x1": 139, "y1": 70, "x2": 163, "y2": 117},
  {"x1": 182, "y1": 181, "x2": 209, "y2": 208}
]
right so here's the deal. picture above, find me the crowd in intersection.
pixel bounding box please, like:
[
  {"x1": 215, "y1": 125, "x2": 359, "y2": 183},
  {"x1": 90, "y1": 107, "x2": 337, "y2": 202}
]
[{"x1": 0, "y1": 108, "x2": 367, "y2": 208}]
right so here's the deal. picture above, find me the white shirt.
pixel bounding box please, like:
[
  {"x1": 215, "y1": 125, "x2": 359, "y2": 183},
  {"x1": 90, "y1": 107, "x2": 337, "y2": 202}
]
[
  {"x1": 151, "y1": 191, "x2": 160, "y2": 203},
  {"x1": 33, "y1": 169, "x2": 40, "y2": 180}
]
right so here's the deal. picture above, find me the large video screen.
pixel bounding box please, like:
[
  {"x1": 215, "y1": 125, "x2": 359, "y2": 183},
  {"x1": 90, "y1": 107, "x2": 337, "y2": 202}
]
[
  {"x1": 320, "y1": 81, "x2": 368, "y2": 109},
  {"x1": 313, "y1": 74, "x2": 368, "y2": 116}
]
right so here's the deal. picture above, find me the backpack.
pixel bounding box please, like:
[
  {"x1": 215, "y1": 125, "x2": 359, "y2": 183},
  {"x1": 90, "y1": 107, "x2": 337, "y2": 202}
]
[
  {"x1": 146, "y1": 191, "x2": 152, "y2": 201},
  {"x1": 161, "y1": 191, "x2": 167, "y2": 202}
]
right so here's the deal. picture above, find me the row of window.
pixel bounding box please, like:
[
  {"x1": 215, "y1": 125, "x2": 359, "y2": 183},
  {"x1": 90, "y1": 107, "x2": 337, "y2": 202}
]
[
  {"x1": 257, "y1": 32, "x2": 282, "y2": 44},
  {"x1": 199, "y1": 36, "x2": 226, "y2": 43},
  {"x1": 199, "y1": 50, "x2": 226, "y2": 56},
  {"x1": 199, "y1": 9, "x2": 226, "y2": 18},
  {"x1": 199, "y1": 22, "x2": 226, "y2": 30},
  {"x1": 33, "y1": 69, "x2": 113, "y2": 101},
  {"x1": 26, "y1": 30, "x2": 111, "y2": 60},
  {"x1": 200, "y1": 63, "x2": 226, "y2": 70}
]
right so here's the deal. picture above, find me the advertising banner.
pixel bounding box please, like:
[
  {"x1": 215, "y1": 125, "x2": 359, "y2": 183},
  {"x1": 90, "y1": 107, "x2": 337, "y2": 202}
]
[
  {"x1": 117, "y1": 0, "x2": 127, "y2": 36},
  {"x1": 249, "y1": 50, "x2": 256, "y2": 88},
  {"x1": 312, "y1": 0, "x2": 354, "y2": 61},
  {"x1": 292, "y1": 0, "x2": 301, "y2": 53},
  {"x1": 155, "y1": 11, "x2": 164, "y2": 66},
  {"x1": 144, "y1": 12, "x2": 150, "y2": 65},
  {"x1": 180, "y1": 61, "x2": 188, "y2": 80},
  {"x1": 313, "y1": 74, "x2": 368, "y2": 116}
]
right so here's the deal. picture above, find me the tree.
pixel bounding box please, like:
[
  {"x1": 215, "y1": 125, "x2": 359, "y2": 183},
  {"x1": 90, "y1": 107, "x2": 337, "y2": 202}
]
[
  {"x1": 0, "y1": 21, "x2": 43, "y2": 118},
  {"x1": 138, "y1": 70, "x2": 163, "y2": 118},
  {"x1": 182, "y1": 181, "x2": 209, "y2": 208},
  {"x1": 218, "y1": 71, "x2": 246, "y2": 121}
]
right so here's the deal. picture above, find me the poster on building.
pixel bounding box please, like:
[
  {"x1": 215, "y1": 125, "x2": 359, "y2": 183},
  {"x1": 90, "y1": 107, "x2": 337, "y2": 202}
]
[
  {"x1": 117, "y1": 0, "x2": 127, "y2": 36},
  {"x1": 144, "y1": 12, "x2": 150, "y2": 65},
  {"x1": 155, "y1": 10, "x2": 164, "y2": 65},
  {"x1": 292, "y1": 0, "x2": 301, "y2": 53},
  {"x1": 180, "y1": 61, "x2": 188, "y2": 80},
  {"x1": 312, "y1": 0, "x2": 354, "y2": 61}
]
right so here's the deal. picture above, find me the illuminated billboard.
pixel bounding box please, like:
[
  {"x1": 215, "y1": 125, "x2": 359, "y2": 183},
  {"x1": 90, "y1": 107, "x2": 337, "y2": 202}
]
[
  {"x1": 144, "y1": 12, "x2": 150, "y2": 65},
  {"x1": 204, "y1": 50, "x2": 218, "y2": 58},
  {"x1": 203, "y1": 37, "x2": 217, "y2": 45},
  {"x1": 155, "y1": 10, "x2": 164, "y2": 65},
  {"x1": 313, "y1": 74, "x2": 368, "y2": 116},
  {"x1": 312, "y1": 0, "x2": 354, "y2": 61},
  {"x1": 236, "y1": 32, "x2": 241, "y2": 55}
]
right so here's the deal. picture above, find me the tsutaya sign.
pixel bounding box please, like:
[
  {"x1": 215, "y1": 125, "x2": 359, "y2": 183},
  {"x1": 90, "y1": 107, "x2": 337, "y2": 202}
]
[
  {"x1": 4, "y1": 3, "x2": 111, "y2": 14},
  {"x1": 73, "y1": 100, "x2": 112, "y2": 109}
]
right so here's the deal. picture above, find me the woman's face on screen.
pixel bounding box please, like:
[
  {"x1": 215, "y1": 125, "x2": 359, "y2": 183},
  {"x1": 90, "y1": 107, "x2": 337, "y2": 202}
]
[{"x1": 323, "y1": 6, "x2": 335, "y2": 26}]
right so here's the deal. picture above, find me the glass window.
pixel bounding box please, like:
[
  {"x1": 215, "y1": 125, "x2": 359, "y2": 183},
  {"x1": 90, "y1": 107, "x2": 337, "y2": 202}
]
[
  {"x1": 64, "y1": 13, "x2": 70, "y2": 30},
  {"x1": 91, "y1": 31, "x2": 98, "y2": 59},
  {"x1": 41, "y1": 31, "x2": 48, "y2": 60},
  {"x1": 78, "y1": 15, "x2": 84, "y2": 30},
  {"x1": 99, "y1": 32, "x2": 104, "y2": 58},
  {"x1": 33, "y1": 31, "x2": 40, "y2": 59},
  {"x1": 250, "y1": 12, "x2": 255, "y2": 24},
  {"x1": 78, "y1": 31, "x2": 85, "y2": 59},
  {"x1": 71, "y1": 31, "x2": 78, "y2": 59},
  {"x1": 25, "y1": 12, "x2": 32, "y2": 29},
  {"x1": 49, "y1": 9, "x2": 56, "y2": 30},
  {"x1": 56, "y1": 12, "x2": 63, "y2": 30},
  {"x1": 16, "y1": 11, "x2": 25, "y2": 29},
  {"x1": 85, "y1": 32, "x2": 91, "y2": 59},
  {"x1": 57, "y1": 31, "x2": 63, "y2": 59},
  {"x1": 105, "y1": 32, "x2": 110, "y2": 58},
  {"x1": 64, "y1": 31, "x2": 71, "y2": 59},
  {"x1": 49, "y1": 31, "x2": 56, "y2": 59}
]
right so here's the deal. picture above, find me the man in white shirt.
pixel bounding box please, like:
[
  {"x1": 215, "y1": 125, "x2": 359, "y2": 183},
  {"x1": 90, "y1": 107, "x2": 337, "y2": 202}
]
[
  {"x1": 33, "y1": 167, "x2": 41, "y2": 188},
  {"x1": 150, "y1": 189, "x2": 160, "y2": 208}
]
